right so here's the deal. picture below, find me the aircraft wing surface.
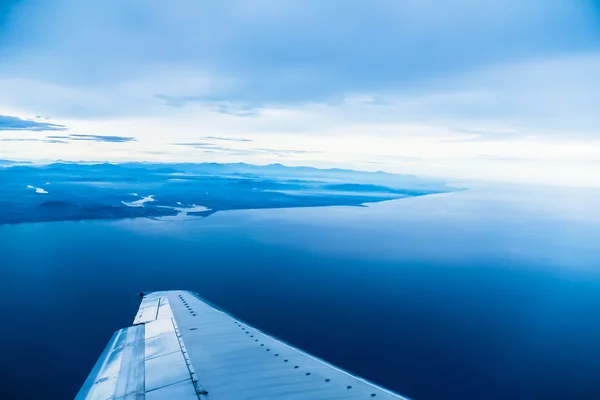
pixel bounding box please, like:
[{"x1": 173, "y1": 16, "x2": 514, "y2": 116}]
[{"x1": 76, "y1": 290, "x2": 411, "y2": 400}]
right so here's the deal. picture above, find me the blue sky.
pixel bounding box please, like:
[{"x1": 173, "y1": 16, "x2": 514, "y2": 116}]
[{"x1": 0, "y1": 1, "x2": 599, "y2": 185}]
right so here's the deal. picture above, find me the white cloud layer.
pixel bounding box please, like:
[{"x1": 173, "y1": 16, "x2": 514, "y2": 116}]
[{"x1": 0, "y1": 0, "x2": 599, "y2": 187}]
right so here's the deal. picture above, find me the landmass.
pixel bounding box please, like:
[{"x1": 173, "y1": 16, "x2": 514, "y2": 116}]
[{"x1": 0, "y1": 161, "x2": 459, "y2": 224}]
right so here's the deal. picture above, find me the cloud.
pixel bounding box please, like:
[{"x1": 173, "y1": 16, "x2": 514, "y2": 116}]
[
  {"x1": 172, "y1": 142, "x2": 318, "y2": 157},
  {"x1": 369, "y1": 155, "x2": 427, "y2": 162},
  {"x1": 0, "y1": 1, "x2": 598, "y2": 138},
  {"x1": 439, "y1": 129, "x2": 526, "y2": 143},
  {"x1": 472, "y1": 154, "x2": 545, "y2": 162},
  {"x1": 3, "y1": 134, "x2": 135, "y2": 143},
  {"x1": 156, "y1": 94, "x2": 259, "y2": 116},
  {"x1": 67, "y1": 134, "x2": 135, "y2": 143},
  {"x1": 2, "y1": 1, "x2": 599, "y2": 115},
  {"x1": 253, "y1": 148, "x2": 316, "y2": 157},
  {"x1": 0, "y1": 1, "x2": 599, "y2": 186},
  {"x1": 154, "y1": 94, "x2": 201, "y2": 108},
  {"x1": 44, "y1": 139, "x2": 69, "y2": 144},
  {"x1": 171, "y1": 142, "x2": 218, "y2": 148},
  {"x1": 209, "y1": 104, "x2": 259, "y2": 117},
  {"x1": 203, "y1": 136, "x2": 253, "y2": 142},
  {"x1": 0, "y1": 115, "x2": 66, "y2": 131},
  {"x1": 0, "y1": 137, "x2": 67, "y2": 143}
]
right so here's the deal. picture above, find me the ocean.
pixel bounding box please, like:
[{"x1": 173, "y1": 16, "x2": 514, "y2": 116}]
[{"x1": 1, "y1": 184, "x2": 599, "y2": 399}]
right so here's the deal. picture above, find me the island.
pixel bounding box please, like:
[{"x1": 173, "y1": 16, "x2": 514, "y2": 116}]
[{"x1": 0, "y1": 161, "x2": 458, "y2": 224}]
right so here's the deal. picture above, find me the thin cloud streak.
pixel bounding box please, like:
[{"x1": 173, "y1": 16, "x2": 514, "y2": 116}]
[
  {"x1": 0, "y1": 137, "x2": 68, "y2": 143},
  {"x1": 172, "y1": 142, "x2": 319, "y2": 158},
  {"x1": 0, "y1": 115, "x2": 66, "y2": 131},
  {"x1": 68, "y1": 134, "x2": 136, "y2": 143},
  {"x1": 203, "y1": 136, "x2": 254, "y2": 142}
]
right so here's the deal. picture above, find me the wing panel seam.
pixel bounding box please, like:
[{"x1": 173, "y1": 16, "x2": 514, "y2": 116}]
[{"x1": 171, "y1": 317, "x2": 208, "y2": 398}]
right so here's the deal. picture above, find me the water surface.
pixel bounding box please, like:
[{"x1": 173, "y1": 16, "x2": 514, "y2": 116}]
[{"x1": 1, "y1": 185, "x2": 599, "y2": 399}]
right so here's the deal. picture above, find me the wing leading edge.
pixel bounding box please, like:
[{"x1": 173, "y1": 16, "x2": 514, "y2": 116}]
[{"x1": 76, "y1": 290, "x2": 411, "y2": 400}]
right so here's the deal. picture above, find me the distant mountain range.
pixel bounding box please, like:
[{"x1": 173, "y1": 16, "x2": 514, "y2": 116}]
[
  {"x1": 0, "y1": 159, "x2": 32, "y2": 167},
  {"x1": 13, "y1": 160, "x2": 447, "y2": 188}
]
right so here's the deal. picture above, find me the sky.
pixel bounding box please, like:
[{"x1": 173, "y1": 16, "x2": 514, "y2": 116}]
[{"x1": 0, "y1": 0, "x2": 599, "y2": 186}]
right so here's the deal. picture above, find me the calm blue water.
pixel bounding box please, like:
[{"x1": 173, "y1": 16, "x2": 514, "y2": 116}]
[{"x1": 1, "y1": 185, "x2": 600, "y2": 400}]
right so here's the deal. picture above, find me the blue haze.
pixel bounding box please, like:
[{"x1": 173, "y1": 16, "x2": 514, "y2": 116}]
[{"x1": 0, "y1": 186, "x2": 599, "y2": 399}]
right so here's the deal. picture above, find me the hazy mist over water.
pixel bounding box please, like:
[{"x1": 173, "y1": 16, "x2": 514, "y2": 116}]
[{"x1": 1, "y1": 185, "x2": 599, "y2": 400}]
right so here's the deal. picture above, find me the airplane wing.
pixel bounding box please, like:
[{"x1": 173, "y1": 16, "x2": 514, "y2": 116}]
[{"x1": 76, "y1": 290, "x2": 411, "y2": 400}]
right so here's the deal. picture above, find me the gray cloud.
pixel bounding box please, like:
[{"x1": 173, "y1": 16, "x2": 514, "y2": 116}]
[
  {"x1": 4, "y1": 0, "x2": 598, "y2": 115},
  {"x1": 0, "y1": 137, "x2": 67, "y2": 143},
  {"x1": 154, "y1": 94, "x2": 197, "y2": 108},
  {"x1": 46, "y1": 133, "x2": 136, "y2": 143},
  {"x1": 156, "y1": 94, "x2": 259, "y2": 116},
  {"x1": 209, "y1": 104, "x2": 259, "y2": 117},
  {"x1": 0, "y1": 115, "x2": 66, "y2": 131},
  {"x1": 44, "y1": 139, "x2": 69, "y2": 143},
  {"x1": 46, "y1": 135, "x2": 71, "y2": 139},
  {"x1": 254, "y1": 148, "x2": 316, "y2": 157},
  {"x1": 171, "y1": 142, "x2": 219, "y2": 148},
  {"x1": 68, "y1": 134, "x2": 136, "y2": 143},
  {"x1": 42, "y1": 134, "x2": 135, "y2": 143},
  {"x1": 203, "y1": 136, "x2": 254, "y2": 142},
  {"x1": 172, "y1": 142, "x2": 318, "y2": 158}
]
